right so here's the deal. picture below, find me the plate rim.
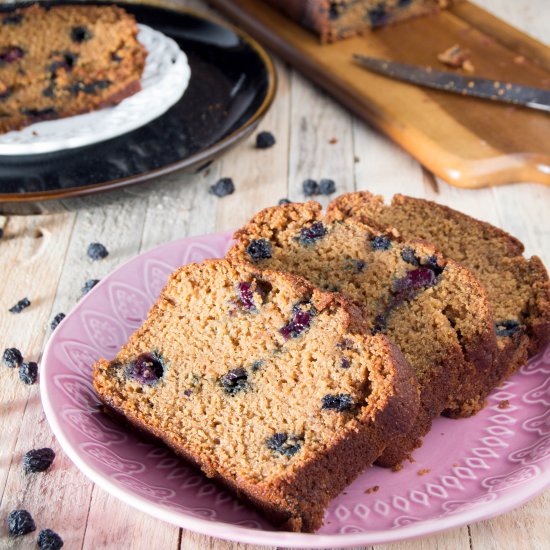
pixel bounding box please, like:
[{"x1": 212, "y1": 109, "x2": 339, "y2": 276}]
[
  {"x1": 0, "y1": 0, "x2": 277, "y2": 204},
  {"x1": 40, "y1": 232, "x2": 550, "y2": 548}
]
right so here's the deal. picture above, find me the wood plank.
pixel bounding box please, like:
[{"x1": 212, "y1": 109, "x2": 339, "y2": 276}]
[
  {"x1": 373, "y1": 527, "x2": 471, "y2": 550},
  {"x1": 208, "y1": 0, "x2": 550, "y2": 188},
  {"x1": 181, "y1": 530, "x2": 272, "y2": 550}
]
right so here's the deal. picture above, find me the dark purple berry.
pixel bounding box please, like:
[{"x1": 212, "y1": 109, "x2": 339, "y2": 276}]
[
  {"x1": 111, "y1": 52, "x2": 122, "y2": 62},
  {"x1": 371, "y1": 235, "x2": 392, "y2": 250},
  {"x1": 319, "y1": 178, "x2": 336, "y2": 195},
  {"x1": 23, "y1": 448, "x2": 55, "y2": 474},
  {"x1": 7, "y1": 509, "x2": 36, "y2": 537},
  {"x1": 236, "y1": 282, "x2": 255, "y2": 311},
  {"x1": 37, "y1": 529, "x2": 64, "y2": 550},
  {"x1": 0, "y1": 46, "x2": 24, "y2": 63},
  {"x1": 321, "y1": 393, "x2": 354, "y2": 411},
  {"x1": 495, "y1": 320, "x2": 521, "y2": 337},
  {"x1": 19, "y1": 362, "x2": 38, "y2": 385},
  {"x1": 2, "y1": 14, "x2": 23, "y2": 25},
  {"x1": 302, "y1": 179, "x2": 319, "y2": 197},
  {"x1": 71, "y1": 26, "x2": 92, "y2": 42},
  {"x1": 50, "y1": 313, "x2": 65, "y2": 331},
  {"x1": 423, "y1": 255, "x2": 444, "y2": 277},
  {"x1": 347, "y1": 259, "x2": 366, "y2": 272},
  {"x1": 394, "y1": 268, "x2": 436, "y2": 293},
  {"x1": 341, "y1": 358, "x2": 351, "y2": 369},
  {"x1": 368, "y1": 3, "x2": 388, "y2": 27},
  {"x1": 372, "y1": 313, "x2": 387, "y2": 334},
  {"x1": 68, "y1": 79, "x2": 111, "y2": 96},
  {"x1": 126, "y1": 353, "x2": 164, "y2": 385},
  {"x1": 81, "y1": 278, "x2": 100, "y2": 295},
  {"x1": 401, "y1": 247, "x2": 419, "y2": 266},
  {"x1": 209, "y1": 177, "x2": 234, "y2": 197},
  {"x1": 183, "y1": 388, "x2": 192, "y2": 396},
  {"x1": 21, "y1": 107, "x2": 56, "y2": 118},
  {"x1": 246, "y1": 239, "x2": 271, "y2": 262},
  {"x1": 297, "y1": 222, "x2": 327, "y2": 245},
  {"x1": 3, "y1": 347, "x2": 23, "y2": 368},
  {"x1": 279, "y1": 302, "x2": 315, "y2": 340},
  {"x1": 9, "y1": 297, "x2": 30, "y2": 314},
  {"x1": 255, "y1": 131, "x2": 276, "y2": 149},
  {"x1": 278, "y1": 198, "x2": 291, "y2": 205},
  {"x1": 267, "y1": 433, "x2": 303, "y2": 457},
  {"x1": 220, "y1": 367, "x2": 248, "y2": 395},
  {"x1": 87, "y1": 242, "x2": 108, "y2": 261}
]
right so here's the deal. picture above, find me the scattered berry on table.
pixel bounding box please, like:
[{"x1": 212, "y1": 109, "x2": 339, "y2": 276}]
[
  {"x1": 246, "y1": 239, "x2": 272, "y2": 262},
  {"x1": 19, "y1": 362, "x2": 38, "y2": 385},
  {"x1": 23, "y1": 448, "x2": 55, "y2": 474},
  {"x1": 3, "y1": 347, "x2": 23, "y2": 368},
  {"x1": 278, "y1": 198, "x2": 291, "y2": 205},
  {"x1": 37, "y1": 528, "x2": 64, "y2": 550},
  {"x1": 81, "y1": 278, "x2": 100, "y2": 295},
  {"x1": 9, "y1": 297, "x2": 30, "y2": 314},
  {"x1": 209, "y1": 177, "x2": 234, "y2": 197},
  {"x1": 87, "y1": 242, "x2": 108, "y2": 261},
  {"x1": 319, "y1": 178, "x2": 336, "y2": 195},
  {"x1": 7, "y1": 509, "x2": 36, "y2": 537},
  {"x1": 302, "y1": 179, "x2": 319, "y2": 197},
  {"x1": 50, "y1": 313, "x2": 65, "y2": 331},
  {"x1": 321, "y1": 393, "x2": 354, "y2": 411},
  {"x1": 255, "y1": 131, "x2": 276, "y2": 149}
]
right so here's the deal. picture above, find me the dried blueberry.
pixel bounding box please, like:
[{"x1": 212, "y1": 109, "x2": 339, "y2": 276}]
[
  {"x1": 302, "y1": 179, "x2": 319, "y2": 196},
  {"x1": 209, "y1": 177, "x2": 234, "y2": 197},
  {"x1": 423, "y1": 255, "x2": 444, "y2": 277},
  {"x1": 255, "y1": 131, "x2": 276, "y2": 149},
  {"x1": 341, "y1": 358, "x2": 351, "y2": 369},
  {"x1": 68, "y1": 79, "x2": 111, "y2": 95},
  {"x1": 21, "y1": 107, "x2": 56, "y2": 118},
  {"x1": 371, "y1": 235, "x2": 392, "y2": 250},
  {"x1": 7, "y1": 509, "x2": 36, "y2": 537},
  {"x1": 347, "y1": 258, "x2": 366, "y2": 272},
  {"x1": 127, "y1": 353, "x2": 164, "y2": 385},
  {"x1": 37, "y1": 529, "x2": 64, "y2": 550},
  {"x1": 23, "y1": 448, "x2": 55, "y2": 474},
  {"x1": 81, "y1": 278, "x2": 100, "y2": 295},
  {"x1": 297, "y1": 222, "x2": 327, "y2": 245},
  {"x1": 372, "y1": 313, "x2": 387, "y2": 334},
  {"x1": 2, "y1": 14, "x2": 23, "y2": 25},
  {"x1": 394, "y1": 268, "x2": 436, "y2": 294},
  {"x1": 111, "y1": 52, "x2": 123, "y2": 62},
  {"x1": 71, "y1": 26, "x2": 92, "y2": 42},
  {"x1": 0, "y1": 46, "x2": 24, "y2": 64},
  {"x1": 246, "y1": 239, "x2": 272, "y2": 262},
  {"x1": 319, "y1": 178, "x2": 336, "y2": 195},
  {"x1": 321, "y1": 393, "x2": 354, "y2": 411},
  {"x1": 87, "y1": 242, "x2": 108, "y2": 261},
  {"x1": 220, "y1": 367, "x2": 249, "y2": 395},
  {"x1": 9, "y1": 297, "x2": 30, "y2": 314},
  {"x1": 236, "y1": 282, "x2": 255, "y2": 311},
  {"x1": 279, "y1": 302, "x2": 315, "y2": 340},
  {"x1": 183, "y1": 388, "x2": 193, "y2": 396},
  {"x1": 19, "y1": 362, "x2": 38, "y2": 385},
  {"x1": 267, "y1": 433, "x2": 303, "y2": 457},
  {"x1": 401, "y1": 247, "x2": 420, "y2": 266},
  {"x1": 495, "y1": 320, "x2": 521, "y2": 337},
  {"x1": 42, "y1": 86, "x2": 55, "y2": 98},
  {"x1": 278, "y1": 198, "x2": 292, "y2": 205},
  {"x1": 3, "y1": 347, "x2": 23, "y2": 369},
  {"x1": 50, "y1": 313, "x2": 65, "y2": 331},
  {"x1": 368, "y1": 3, "x2": 389, "y2": 27}
]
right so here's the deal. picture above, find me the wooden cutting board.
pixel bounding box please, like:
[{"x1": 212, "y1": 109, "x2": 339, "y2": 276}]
[{"x1": 207, "y1": 0, "x2": 550, "y2": 188}]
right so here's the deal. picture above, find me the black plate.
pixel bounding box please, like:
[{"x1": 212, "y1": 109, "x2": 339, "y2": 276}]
[{"x1": 0, "y1": 0, "x2": 276, "y2": 213}]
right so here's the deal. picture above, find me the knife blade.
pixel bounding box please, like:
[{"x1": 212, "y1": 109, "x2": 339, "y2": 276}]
[{"x1": 353, "y1": 54, "x2": 550, "y2": 113}]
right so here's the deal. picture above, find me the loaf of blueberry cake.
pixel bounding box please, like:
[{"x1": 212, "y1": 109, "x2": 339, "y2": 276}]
[
  {"x1": 262, "y1": 0, "x2": 457, "y2": 42},
  {"x1": 328, "y1": 192, "x2": 550, "y2": 391},
  {"x1": 93, "y1": 259, "x2": 419, "y2": 532},
  {"x1": 0, "y1": 3, "x2": 146, "y2": 133},
  {"x1": 227, "y1": 203, "x2": 498, "y2": 467}
]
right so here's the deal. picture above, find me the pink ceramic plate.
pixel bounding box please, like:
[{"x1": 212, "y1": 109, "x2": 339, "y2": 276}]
[{"x1": 41, "y1": 232, "x2": 550, "y2": 548}]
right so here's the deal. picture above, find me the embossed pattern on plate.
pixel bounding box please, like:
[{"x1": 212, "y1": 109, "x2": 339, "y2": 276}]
[
  {"x1": 0, "y1": 25, "x2": 191, "y2": 155},
  {"x1": 40, "y1": 232, "x2": 550, "y2": 548}
]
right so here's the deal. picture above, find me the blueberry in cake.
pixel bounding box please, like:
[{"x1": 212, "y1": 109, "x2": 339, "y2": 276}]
[
  {"x1": 328, "y1": 192, "x2": 550, "y2": 391},
  {"x1": 227, "y1": 202, "x2": 498, "y2": 467},
  {"x1": 262, "y1": 0, "x2": 458, "y2": 42},
  {"x1": 94, "y1": 259, "x2": 419, "y2": 531},
  {"x1": 0, "y1": 3, "x2": 146, "y2": 133}
]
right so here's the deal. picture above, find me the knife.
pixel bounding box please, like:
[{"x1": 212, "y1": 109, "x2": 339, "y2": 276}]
[{"x1": 353, "y1": 54, "x2": 550, "y2": 113}]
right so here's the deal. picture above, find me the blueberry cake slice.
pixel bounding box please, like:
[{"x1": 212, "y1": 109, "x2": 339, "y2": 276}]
[
  {"x1": 0, "y1": 4, "x2": 146, "y2": 133},
  {"x1": 228, "y1": 202, "x2": 498, "y2": 467},
  {"x1": 93, "y1": 260, "x2": 419, "y2": 532},
  {"x1": 328, "y1": 192, "x2": 550, "y2": 385},
  {"x1": 262, "y1": 0, "x2": 457, "y2": 42}
]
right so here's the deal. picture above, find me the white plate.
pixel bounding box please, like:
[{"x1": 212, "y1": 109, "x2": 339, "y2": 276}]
[{"x1": 0, "y1": 24, "x2": 191, "y2": 155}]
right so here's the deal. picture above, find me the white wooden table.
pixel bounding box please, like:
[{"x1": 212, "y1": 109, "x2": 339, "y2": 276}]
[{"x1": 1, "y1": 0, "x2": 549, "y2": 548}]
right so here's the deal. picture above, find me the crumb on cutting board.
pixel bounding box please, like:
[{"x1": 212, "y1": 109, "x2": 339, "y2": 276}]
[{"x1": 437, "y1": 44, "x2": 474, "y2": 73}]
